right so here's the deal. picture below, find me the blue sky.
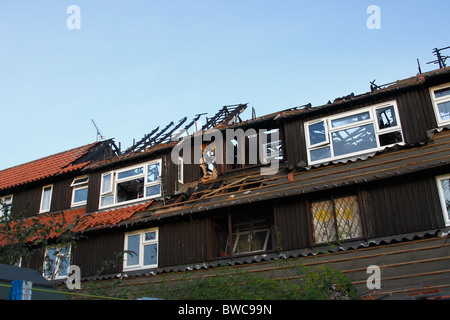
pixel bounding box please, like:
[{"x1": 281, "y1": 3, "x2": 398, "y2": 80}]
[{"x1": 0, "y1": 1, "x2": 449, "y2": 170}]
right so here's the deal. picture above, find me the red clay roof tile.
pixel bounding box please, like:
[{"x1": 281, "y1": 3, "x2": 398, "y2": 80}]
[
  {"x1": 0, "y1": 142, "x2": 99, "y2": 191},
  {"x1": 0, "y1": 201, "x2": 155, "y2": 245}
]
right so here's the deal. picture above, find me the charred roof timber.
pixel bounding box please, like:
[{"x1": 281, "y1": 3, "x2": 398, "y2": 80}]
[{"x1": 123, "y1": 104, "x2": 247, "y2": 155}]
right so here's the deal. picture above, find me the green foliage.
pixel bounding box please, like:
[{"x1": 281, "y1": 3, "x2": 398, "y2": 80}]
[
  {"x1": 0, "y1": 204, "x2": 82, "y2": 278},
  {"x1": 134, "y1": 262, "x2": 358, "y2": 300}
]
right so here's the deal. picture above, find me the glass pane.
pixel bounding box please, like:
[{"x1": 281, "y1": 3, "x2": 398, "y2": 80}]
[
  {"x1": 44, "y1": 248, "x2": 57, "y2": 277},
  {"x1": 435, "y1": 87, "x2": 450, "y2": 98},
  {"x1": 58, "y1": 254, "x2": 70, "y2": 277},
  {"x1": 334, "y1": 196, "x2": 363, "y2": 240},
  {"x1": 72, "y1": 176, "x2": 88, "y2": 185},
  {"x1": 0, "y1": 197, "x2": 12, "y2": 216},
  {"x1": 101, "y1": 173, "x2": 112, "y2": 194},
  {"x1": 126, "y1": 234, "x2": 140, "y2": 266},
  {"x1": 376, "y1": 106, "x2": 398, "y2": 129},
  {"x1": 309, "y1": 121, "x2": 327, "y2": 145},
  {"x1": 73, "y1": 187, "x2": 88, "y2": 203},
  {"x1": 437, "y1": 101, "x2": 450, "y2": 121},
  {"x1": 147, "y1": 163, "x2": 160, "y2": 183},
  {"x1": 41, "y1": 187, "x2": 52, "y2": 211},
  {"x1": 332, "y1": 124, "x2": 377, "y2": 157},
  {"x1": 144, "y1": 231, "x2": 156, "y2": 241},
  {"x1": 118, "y1": 167, "x2": 144, "y2": 180},
  {"x1": 310, "y1": 146, "x2": 331, "y2": 162},
  {"x1": 143, "y1": 243, "x2": 158, "y2": 266},
  {"x1": 331, "y1": 112, "x2": 370, "y2": 128},
  {"x1": 440, "y1": 179, "x2": 450, "y2": 221},
  {"x1": 116, "y1": 178, "x2": 144, "y2": 203},
  {"x1": 145, "y1": 184, "x2": 161, "y2": 197},
  {"x1": 379, "y1": 130, "x2": 403, "y2": 146},
  {"x1": 100, "y1": 195, "x2": 114, "y2": 207},
  {"x1": 311, "y1": 200, "x2": 336, "y2": 243}
]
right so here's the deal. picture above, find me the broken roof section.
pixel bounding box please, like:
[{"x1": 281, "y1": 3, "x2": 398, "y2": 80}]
[{"x1": 123, "y1": 103, "x2": 247, "y2": 155}]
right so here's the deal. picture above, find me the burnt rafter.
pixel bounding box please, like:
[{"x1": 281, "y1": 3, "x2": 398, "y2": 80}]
[
  {"x1": 202, "y1": 104, "x2": 247, "y2": 130},
  {"x1": 123, "y1": 104, "x2": 247, "y2": 155}
]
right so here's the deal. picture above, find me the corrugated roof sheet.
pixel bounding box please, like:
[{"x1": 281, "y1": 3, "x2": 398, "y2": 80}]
[{"x1": 0, "y1": 142, "x2": 100, "y2": 191}]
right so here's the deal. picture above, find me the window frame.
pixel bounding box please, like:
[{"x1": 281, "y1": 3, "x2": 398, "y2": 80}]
[
  {"x1": 0, "y1": 195, "x2": 13, "y2": 218},
  {"x1": 70, "y1": 176, "x2": 89, "y2": 207},
  {"x1": 99, "y1": 159, "x2": 162, "y2": 209},
  {"x1": 42, "y1": 244, "x2": 71, "y2": 280},
  {"x1": 232, "y1": 227, "x2": 271, "y2": 254},
  {"x1": 39, "y1": 185, "x2": 53, "y2": 213},
  {"x1": 305, "y1": 101, "x2": 403, "y2": 165},
  {"x1": 436, "y1": 174, "x2": 450, "y2": 227},
  {"x1": 310, "y1": 194, "x2": 365, "y2": 245},
  {"x1": 430, "y1": 83, "x2": 450, "y2": 127},
  {"x1": 123, "y1": 228, "x2": 159, "y2": 271}
]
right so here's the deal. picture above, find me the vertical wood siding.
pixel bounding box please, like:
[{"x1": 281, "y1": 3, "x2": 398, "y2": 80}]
[
  {"x1": 72, "y1": 230, "x2": 125, "y2": 276},
  {"x1": 158, "y1": 217, "x2": 208, "y2": 268},
  {"x1": 360, "y1": 173, "x2": 444, "y2": 238},
  {"x1": 274, "y1": 198, "x2": 310, "y2": 251}
]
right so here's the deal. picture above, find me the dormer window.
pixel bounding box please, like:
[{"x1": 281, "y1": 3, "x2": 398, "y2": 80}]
[
  {"x1": 99, "y1": 159, "x2": 162, "y2": 209},
  {"x1": 71, "y1": 176, "x2": 89, "y2": 207},
  {"x1": 430, "y1": 83, "x2": 450, "y2": 126},
  {"x1": 305, "y1": 101, "x2": 403, "y2": 165}
]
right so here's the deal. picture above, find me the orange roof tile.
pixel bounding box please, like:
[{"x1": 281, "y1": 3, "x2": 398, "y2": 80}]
[
  {"x1": 0, "y1": 201, "x2": 155, "y2": 246},
  {"x1": 0, "y1": 142, "x2": 99, "y2": 191},
  {"x1": 77, "y1": 201, "x2": 154, "y2": 232}
]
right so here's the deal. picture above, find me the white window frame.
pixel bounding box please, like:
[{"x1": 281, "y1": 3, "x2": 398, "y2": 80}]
[
  {"x1": 232, "y1": 228, "x2": 271, "y2": 254},
  {"x1": 99, "y1": 159, "x2": 162, "y2": 209},
  {"x1": 436, "y1": 174, "x2": 450, "y2": 227},
  {"x1": 39, "y1": 185, "x2": 53, "y2": 213},
  {"x1": 305, "y1": 101, "x2": 404, "y2": 165},
  {"x1": 123, "y1": 228, "x2": 159, "y2": 271},
  {"x1": 71, "y1": 176, "x2": 89, "y2": 207},
  {"x1": 430, "y1": 83, "x2": 450, "y2": 127},
  {"x1": 0, "y1": 195, "x2": 13, "y2": 218},
  {"x1": 43, "y1": 244, "x2": 71, "y2": 280}
]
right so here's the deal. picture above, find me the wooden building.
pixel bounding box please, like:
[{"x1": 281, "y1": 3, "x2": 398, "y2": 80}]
[{"x1": 1, "y1": 66, "x2": 450, "y2": 299}]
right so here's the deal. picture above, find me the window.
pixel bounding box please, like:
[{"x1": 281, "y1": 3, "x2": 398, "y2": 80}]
[
  {"x1": 436, "y1": 174, "x2": 450, "y2": 226},
  {"x1": 39, "y1": 185, "x2": 53, "y2": 213},
  {"x1": 310, "y1": 195, "x2": 364, "y2": 244},
  {"x1": 71, "y1": 176, "x2": 89, "y2": 207},
  {"x1": 43, "y1": 244, "x2": 71, "y2": 280},
  {"x1": 305, "y1": 101, "x2": 403, "y2": 165},
  {"x1": 123, "y1": 228, "x2": 158, "y2": 271},
  {"x1": 261, "y1": 129, "x2": 283, "y2": 164},
  {"x1": 0, "y1": 195, "x2": 12, "y2": 218},
  {"x1": 99, "y1": 159, "x2": 162, "y2": 208},
  {"x1": 430, "y1": 83, "x2": 450, "y2": 126}
]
